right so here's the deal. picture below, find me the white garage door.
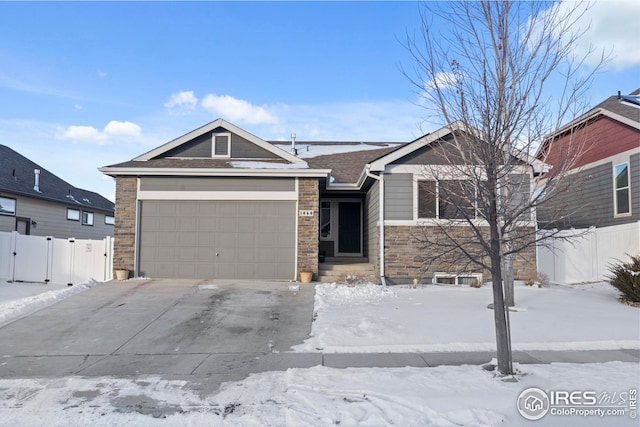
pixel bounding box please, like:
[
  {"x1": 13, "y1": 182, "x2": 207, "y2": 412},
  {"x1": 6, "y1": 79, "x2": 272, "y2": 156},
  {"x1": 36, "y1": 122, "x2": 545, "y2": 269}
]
[{"x1": 139, "y1": 200, "x2": 296, "y2": 280}]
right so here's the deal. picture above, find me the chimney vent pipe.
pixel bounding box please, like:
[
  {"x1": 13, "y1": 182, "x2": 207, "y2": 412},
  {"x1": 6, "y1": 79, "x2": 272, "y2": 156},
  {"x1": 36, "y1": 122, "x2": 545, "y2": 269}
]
[{"x1": 34, "y1": 169, "x2": 40, "y2": 192}]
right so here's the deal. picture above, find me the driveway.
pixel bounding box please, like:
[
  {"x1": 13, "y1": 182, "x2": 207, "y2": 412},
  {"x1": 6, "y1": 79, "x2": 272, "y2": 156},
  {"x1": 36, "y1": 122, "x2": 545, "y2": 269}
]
[{"x1": 0, "y1": 279, "x2": 317, "y2": 384}]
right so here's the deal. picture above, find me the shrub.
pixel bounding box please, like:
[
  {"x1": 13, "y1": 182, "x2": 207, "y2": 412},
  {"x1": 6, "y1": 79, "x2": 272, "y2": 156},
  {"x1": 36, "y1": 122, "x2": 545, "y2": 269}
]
[
  {"x1": 608, "y1": 255, "x2": 640, "y2": 303},
  {"x1": 524, "y1": 271, "x2": 549, "y2": 288}
]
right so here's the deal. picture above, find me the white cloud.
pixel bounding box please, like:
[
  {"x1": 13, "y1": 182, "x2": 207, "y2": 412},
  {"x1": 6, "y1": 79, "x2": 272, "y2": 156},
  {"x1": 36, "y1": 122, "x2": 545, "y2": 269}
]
[
  {"x1": 98, "y1": 70, "x2": 108, "y2": 78},
  {"x1": 164, "y1": 90, "x2": 198, "y2": 110},
  {"x1": 58, "y1": 120, "x2": 142, "y2": 144},
  {"x1": 425, "y1": 71, "x2": 459, "y2": 90},
  {"x1": 59, "y1": 125, "x2": 107, "y2": 144},
  {"x1": 103, "y1": 120, "x2": 141, "y2": 137},
  {"x1": 550, "y1": 0, "x2": 640, "y2": 70},
  {"x1": 201, "y1": 94, "x2": 279, "y2": 125}
]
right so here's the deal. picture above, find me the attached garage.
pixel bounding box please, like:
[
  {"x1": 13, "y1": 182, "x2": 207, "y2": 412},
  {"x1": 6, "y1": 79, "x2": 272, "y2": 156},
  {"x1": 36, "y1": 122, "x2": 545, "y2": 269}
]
[{"x1": 139, "y1": 200, "x2": 296, "y2": 280}]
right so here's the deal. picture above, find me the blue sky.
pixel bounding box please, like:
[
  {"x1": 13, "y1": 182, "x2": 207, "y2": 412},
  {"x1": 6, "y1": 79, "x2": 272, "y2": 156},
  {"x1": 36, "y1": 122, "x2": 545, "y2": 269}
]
[{"x1": 0, "y1": 1, "x2": 638, "y2": 201}]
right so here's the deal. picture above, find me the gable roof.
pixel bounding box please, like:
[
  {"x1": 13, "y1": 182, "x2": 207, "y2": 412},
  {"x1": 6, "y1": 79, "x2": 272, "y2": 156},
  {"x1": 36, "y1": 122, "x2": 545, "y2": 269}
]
[
  {"x1": 0, "y1": 145, "x2": 114, "y2": 213},
  {"x1": 306, "y1": 145, "x2": 401, "y2": 184},
  {"x1": 134, "y1": 118, "x2": 305, "y2": 164},
  {"x1": 536, "y1": 90, "x2": 640, "y2": 159}
]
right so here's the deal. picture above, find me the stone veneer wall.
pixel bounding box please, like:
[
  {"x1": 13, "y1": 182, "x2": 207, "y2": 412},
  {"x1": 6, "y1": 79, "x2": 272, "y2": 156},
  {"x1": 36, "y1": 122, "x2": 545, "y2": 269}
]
[
  {"x1": 297, "y1": 178, "x2": 319, "y2": 279},
  {"x1": 384, "y1": 225, "x2": 536, "y2": 283},
  {"x1": 113, "y1": 177, "x2": 137, "y2": 274}
]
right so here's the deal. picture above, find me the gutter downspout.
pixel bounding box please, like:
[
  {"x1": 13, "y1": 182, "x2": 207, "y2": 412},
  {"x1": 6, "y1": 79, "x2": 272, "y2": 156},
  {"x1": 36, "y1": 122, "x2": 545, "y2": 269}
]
[{"x1": 365, "y1": 165, "x2": 386, "y2": 285}]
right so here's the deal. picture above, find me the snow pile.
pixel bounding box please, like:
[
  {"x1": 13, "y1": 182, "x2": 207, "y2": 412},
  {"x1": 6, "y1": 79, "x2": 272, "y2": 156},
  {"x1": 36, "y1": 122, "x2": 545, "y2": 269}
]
[
  {"x1": 294, "y1": 281, "x2": 640, "y2": 353},
  {"x1": 0, "y1": 279, "x2": 102, "y2": 326},
  {"x1": 273, "y1": 142, "x2": 400, "y2": 159},
  {"x1": 0, "y1": 362, "x2": 636, "y2": 426}
]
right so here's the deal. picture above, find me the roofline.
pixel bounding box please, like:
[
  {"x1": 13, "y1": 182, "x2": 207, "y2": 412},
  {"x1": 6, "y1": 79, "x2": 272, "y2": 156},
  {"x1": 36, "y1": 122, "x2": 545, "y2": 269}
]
[
  {"x1": 133, "y1": 118, "x2": 305, "y2": 164},
  {"x1": 368, "y1": 121, "x2": 465, "y2": 171},
  {"x1": 0, "y1": 189, "x2": 114, "y2": 213},
  {"x1": 98, "y1": 166, "x2": 331, "y2": 179},
  {"x1": 535, "y1": 108, "x2": 640, "y2": 159}
]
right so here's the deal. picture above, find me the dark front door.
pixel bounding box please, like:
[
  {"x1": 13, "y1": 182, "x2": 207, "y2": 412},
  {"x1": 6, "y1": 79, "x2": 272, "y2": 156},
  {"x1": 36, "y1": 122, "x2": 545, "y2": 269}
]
[{"x1": 338, "y1": 202, "x2": 361, "y2": 254}]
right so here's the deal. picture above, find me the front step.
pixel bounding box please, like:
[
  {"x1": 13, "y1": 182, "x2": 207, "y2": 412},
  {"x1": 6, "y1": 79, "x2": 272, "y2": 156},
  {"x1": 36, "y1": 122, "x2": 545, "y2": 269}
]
[{"x1": 317, "y1": 261, "x2": 378, "y2": 284}]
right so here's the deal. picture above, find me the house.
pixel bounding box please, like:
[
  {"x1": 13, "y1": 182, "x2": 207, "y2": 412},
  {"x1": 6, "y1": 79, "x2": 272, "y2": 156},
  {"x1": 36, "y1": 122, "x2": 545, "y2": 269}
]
[
  {"x1": 535, "y1": 89, "x2": 640, "y2": 281},
  {"x1": 0, "y1": 144, "x2": 115, "y2": 239},
  {"x1": 100, "y1": 118, "x2": 537, "y2": 283}
]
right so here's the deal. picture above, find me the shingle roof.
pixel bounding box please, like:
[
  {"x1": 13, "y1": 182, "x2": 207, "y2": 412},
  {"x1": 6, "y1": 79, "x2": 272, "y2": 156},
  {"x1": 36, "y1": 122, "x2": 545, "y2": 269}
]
[
  {"x1": 593, "y1": 89, "x2": 640, "y2": 123},
  {"x1": 306, "y1": 145, "x2": 401, "y2": 183},
  {"x1": 107, "y1": 158, "x2": 292, "y2": 168},
  {"x1": 0, "y1": 145, "x2": 114, "y2": 213}
]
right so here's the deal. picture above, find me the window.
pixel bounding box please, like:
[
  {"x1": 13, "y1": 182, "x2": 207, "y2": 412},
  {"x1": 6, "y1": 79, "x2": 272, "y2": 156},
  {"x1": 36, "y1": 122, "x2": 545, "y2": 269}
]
[
  {"x1": 418, "y1": 180, "x2": 477, "y2": 219},
  {"x1": 212, "y1": 133, "x2": 231, "y2": 157},
  {"x1": 82, "y1": 211, "x2": 94, "y2": 226},
  {"x1": 105, "y1": 215, "x2": 115, "y2": 225},
  {"x1": 433, "y1": 272, "x2": 483, "y2": 286},
  {"x1": 614, "y1": 163, "x2": 631, "y2": 216},
  {"x1": 67, "y1": 208, "x2": 80, "y2": 221},
  {"x1": 320, "y1": 201, "x2": 331, "y2": 238},
  {"x1": 0, "y1": 197, "x2": 16, "y2": 216}
]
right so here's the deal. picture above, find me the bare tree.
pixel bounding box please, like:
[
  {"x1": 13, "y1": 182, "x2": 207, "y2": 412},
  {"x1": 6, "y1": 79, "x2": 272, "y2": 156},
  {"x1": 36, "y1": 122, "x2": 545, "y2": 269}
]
[{"x1": 403, "y1": 0, "x2": 604, "y2": 375}]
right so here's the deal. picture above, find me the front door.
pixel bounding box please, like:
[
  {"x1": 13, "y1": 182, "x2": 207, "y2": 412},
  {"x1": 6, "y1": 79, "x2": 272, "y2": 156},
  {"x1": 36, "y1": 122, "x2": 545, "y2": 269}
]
[
  {"x1": 338, "y1": 201, "x2": 361, "y2": 255},
  {"x1": 15, "y1": 217, "x2": 30, "y2": 235}
]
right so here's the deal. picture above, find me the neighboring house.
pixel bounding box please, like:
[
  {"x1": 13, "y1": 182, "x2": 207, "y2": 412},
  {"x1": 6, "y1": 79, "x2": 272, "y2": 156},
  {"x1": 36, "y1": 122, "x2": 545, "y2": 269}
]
[
  {"x1": 100, "y1": 118, "x2": 537, "y2": 283},
  {"x1": 0, "y1": 145, "x2": 115, "y2": 239},
  {"x1": 535, "y1": 90, "x2": 640, "y2": 281}
]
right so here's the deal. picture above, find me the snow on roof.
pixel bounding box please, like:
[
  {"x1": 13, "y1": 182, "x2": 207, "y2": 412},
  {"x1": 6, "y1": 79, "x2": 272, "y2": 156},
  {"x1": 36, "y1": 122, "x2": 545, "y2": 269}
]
[
  {"x1": 229, "y1": 160, "x2": 309, "y2": 169},
  {"x1": 272, "y1": 142, "x2": 402, "y2": 159}
]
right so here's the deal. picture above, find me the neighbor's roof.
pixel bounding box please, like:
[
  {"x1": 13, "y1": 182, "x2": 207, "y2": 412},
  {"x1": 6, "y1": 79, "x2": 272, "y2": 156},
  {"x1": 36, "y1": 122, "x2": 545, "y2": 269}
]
[{"x1": 0, "y1": 145, "x2": 114, "y2": 213}]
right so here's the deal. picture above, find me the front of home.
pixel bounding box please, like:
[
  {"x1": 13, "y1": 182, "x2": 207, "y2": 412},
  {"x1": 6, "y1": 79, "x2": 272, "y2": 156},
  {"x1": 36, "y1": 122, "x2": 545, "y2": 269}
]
[{"x1": 101, "y1": 119, "x2": 537, "y2": 284}]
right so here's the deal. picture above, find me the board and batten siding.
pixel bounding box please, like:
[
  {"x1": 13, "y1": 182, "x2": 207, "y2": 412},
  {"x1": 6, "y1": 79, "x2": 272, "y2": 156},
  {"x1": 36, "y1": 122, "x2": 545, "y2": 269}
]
[
  {"x1": 364, "y1": 180, "x2": 380, "y2": 273},
  {"x1": 139, "y1": 177, "x2": 296, "y2": 192},
  {"x1": 384, "y1": 173, "x2": 413, "y2": 220},
  {"x1": 539, "y1": 152, "x2": 640, "y2": 229},
  {"x1": 158, "y1": 128, "x2": 279, "y2": 159},
  {"x1": 0, "y1": 195, "x2": 113, "y2": 239}
]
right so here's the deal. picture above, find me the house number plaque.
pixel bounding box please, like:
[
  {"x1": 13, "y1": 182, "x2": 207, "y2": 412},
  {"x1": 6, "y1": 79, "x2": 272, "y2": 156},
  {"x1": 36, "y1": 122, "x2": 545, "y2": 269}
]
[{"x1": 298, "y1": 210, "x2": 314, "y2": 217}]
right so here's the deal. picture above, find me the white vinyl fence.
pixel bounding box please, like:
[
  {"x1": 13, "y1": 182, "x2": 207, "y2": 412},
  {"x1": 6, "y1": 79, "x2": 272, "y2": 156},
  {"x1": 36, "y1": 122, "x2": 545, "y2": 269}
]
[
  {"x1": 0, "y1": 231, "x2": 113, "y2": 285},
  {"x1": 537, "y1": 221, "x2": 640, "y2": 284}
]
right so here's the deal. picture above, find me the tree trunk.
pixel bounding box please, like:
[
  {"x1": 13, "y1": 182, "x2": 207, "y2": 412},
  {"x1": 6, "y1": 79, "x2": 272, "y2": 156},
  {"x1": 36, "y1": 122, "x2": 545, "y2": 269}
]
[
  {"x1": 503, "y1": 253, "x2": 515, "y2": 307},
  {"x1": 491, "y1": 227, "x2": 513, "y2": 375}
]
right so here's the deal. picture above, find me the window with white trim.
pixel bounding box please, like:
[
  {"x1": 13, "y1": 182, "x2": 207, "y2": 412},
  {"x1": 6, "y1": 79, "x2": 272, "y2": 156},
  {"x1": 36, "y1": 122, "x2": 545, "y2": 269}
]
[
  {"x1": 105, "y1": 215, "x2": 115, "y2": 225},
  {"x1": 433, "y1": 272, "x2": 483, "y2": 286},
  {"x1": 418, "y1": 180, "x2": 477, "y2": 219},
  {"x1": 614, "y1": 162, "x2": 631, "y2": 216},
  {"x1": 212, "y1": 133, "x2": 231, "y2": 157}
]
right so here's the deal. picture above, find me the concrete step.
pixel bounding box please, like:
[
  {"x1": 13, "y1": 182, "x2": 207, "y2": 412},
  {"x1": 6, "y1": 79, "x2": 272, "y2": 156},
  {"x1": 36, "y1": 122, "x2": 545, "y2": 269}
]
[{"x1": 319, "y1": 263, "x2": 375, "y2": 272}]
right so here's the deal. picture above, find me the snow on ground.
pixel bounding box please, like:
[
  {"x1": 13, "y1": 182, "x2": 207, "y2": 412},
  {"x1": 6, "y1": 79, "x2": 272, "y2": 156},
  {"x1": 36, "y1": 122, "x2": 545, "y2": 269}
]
[
  {"x1": 293, "y1": 281, "x2": 640, "y2": 353},
  {"x1": 273, "y1": 142, "x2": 400, "y2": 158},
  {"x1": 0, "y1": 280, "x2": 102, "y2": 327},
  {"x1": 1, "y1": 362, "x2": 637, "y2": 426}
]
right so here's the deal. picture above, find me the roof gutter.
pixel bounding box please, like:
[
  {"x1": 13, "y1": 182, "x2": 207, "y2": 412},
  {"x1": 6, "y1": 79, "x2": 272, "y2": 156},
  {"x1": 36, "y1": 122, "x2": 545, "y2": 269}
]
[
  {"x1": 98, "y1": 167, "x2": 332, "y2": 178},
  {"x1": 365, "y1": 165, "x2": 386, "y2": 286}
]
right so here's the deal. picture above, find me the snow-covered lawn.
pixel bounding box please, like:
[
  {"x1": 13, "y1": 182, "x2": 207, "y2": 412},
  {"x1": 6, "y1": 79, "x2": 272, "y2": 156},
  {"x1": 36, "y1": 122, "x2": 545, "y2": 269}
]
[
  {"x1": 0, "y1": 280, "x2": 102, "y2": 327},
  {"x1": 1, "y1": 362, "x2": 637, "y2": 426},
  {"x1": 293, "y1": 281, "x2": 640, "y2": 353},
  {"x1": 1, "y1": 279, "x2": 638, "y2": 426}
]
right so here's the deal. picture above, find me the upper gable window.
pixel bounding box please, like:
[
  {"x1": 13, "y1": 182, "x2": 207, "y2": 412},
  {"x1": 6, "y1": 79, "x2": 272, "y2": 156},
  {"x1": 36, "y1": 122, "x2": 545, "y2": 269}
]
[
  {"x1": 0, "y1": 197, "x2": 16, "y2": 216},
  {"x1": 212, "y1": 133, "x2": 231, "y2": 158},
  {"x1": 614, "y1": 162, "x2": 631, "y2": 216}
]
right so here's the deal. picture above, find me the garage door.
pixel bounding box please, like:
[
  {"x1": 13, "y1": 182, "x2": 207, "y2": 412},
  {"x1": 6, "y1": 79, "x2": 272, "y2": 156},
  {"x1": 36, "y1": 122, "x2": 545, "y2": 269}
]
[{"x1": 139, "y1": 201, "x2": 296, "y2": 280}]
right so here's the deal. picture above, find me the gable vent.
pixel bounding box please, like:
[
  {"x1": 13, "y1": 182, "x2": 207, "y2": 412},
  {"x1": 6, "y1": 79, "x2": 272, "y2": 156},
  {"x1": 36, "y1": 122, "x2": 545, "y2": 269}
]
[{"x1": 212, "y1": 133, "x2": 231, "y2": 157}]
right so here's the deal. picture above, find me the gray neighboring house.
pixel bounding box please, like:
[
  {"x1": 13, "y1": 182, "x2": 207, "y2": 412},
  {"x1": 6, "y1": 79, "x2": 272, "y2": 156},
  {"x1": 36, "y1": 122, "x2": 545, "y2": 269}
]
[
  {"x1": 0, "y1": 145, "x2": 115, "y2": 239},
  {"x1": 101, "y1": 119, "x2": 537, "y2": 283},
  {"x1": 536, "y1": 90, "x2": 640, "y2": 230}
]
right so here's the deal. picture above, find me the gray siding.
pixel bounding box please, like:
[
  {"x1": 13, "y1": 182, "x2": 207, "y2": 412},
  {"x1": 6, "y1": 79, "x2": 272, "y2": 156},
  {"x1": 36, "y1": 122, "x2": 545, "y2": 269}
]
[
  {"x1": 364, "y1": 181, "x2": 380, "y2": 272},
  {"x1": 158, "y1": 128, "x2": 279, "y2": 159},
  {"x1": 0, "y1": 195, "x2": 113, "y2": 239},
  {"x1": 384, "y1": 174, "x2": 413, "y2": 220},
  {"x1": 539, "y1": 153, "x2": 640, "y2": 229},
  {"x1": 140, "y1": 177, "x2": 295, "y2": 192},
  {"x1": 231, "y1": 134, "x2": 279, "y2": 159}
]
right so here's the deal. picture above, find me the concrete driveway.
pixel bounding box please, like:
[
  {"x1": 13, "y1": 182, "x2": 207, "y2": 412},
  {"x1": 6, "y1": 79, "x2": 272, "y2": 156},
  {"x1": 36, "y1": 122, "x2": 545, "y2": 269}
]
[{"x1": 0, "y1": 279, "x2": 317, "y2": 384}]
